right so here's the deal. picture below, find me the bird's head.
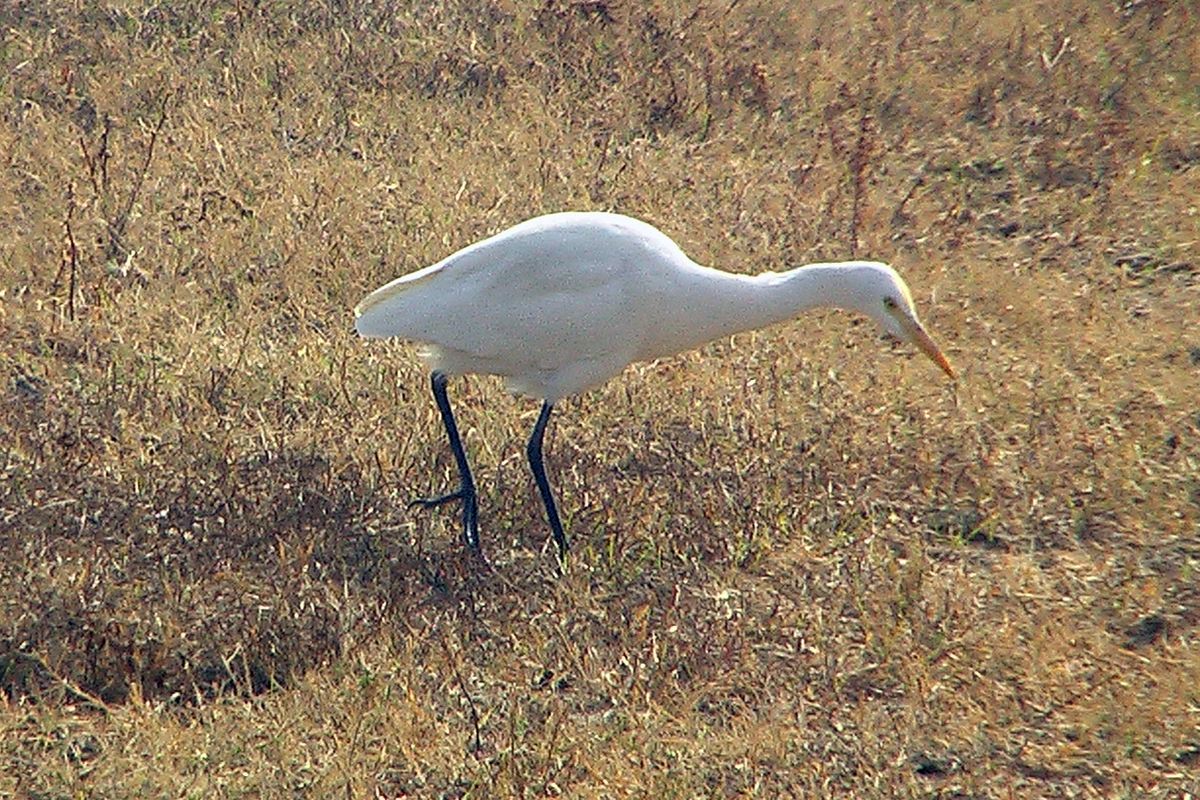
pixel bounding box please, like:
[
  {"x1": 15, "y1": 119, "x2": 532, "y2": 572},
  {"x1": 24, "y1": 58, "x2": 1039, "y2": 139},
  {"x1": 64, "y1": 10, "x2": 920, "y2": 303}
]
[{"x1": 852, "y1": 263, "x2": 956, "y2": 379}]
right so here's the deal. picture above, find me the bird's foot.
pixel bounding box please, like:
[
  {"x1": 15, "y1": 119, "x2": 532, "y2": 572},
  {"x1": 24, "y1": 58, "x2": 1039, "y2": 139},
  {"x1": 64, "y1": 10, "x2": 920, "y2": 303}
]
[
  {"x1": 408, "y1": 486, "x2": 481, "y2": 554},
  {"x1": 407, "y1": 489, "x2": 469, "y2": 510}
]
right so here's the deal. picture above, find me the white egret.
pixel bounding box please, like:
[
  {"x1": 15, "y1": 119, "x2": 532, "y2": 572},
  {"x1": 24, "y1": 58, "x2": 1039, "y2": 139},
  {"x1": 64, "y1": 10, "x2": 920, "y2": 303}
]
[{"x1": 355, "y1": 211, "x2": 955, "y2": 560}]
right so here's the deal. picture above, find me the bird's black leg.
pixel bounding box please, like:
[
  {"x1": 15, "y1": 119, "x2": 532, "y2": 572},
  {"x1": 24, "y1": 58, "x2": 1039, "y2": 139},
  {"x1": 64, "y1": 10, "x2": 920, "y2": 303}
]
[
  {"x1": 409, "y1": 371, "x2": 480, "y2": 553},
  {"x1": 527, "y1": 401, "x2": 568, "y2": 560}
]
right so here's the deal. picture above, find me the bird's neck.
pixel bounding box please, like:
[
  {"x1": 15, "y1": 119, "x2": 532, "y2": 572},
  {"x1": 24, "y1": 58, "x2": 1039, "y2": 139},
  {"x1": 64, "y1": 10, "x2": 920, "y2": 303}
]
[{"x1": 637, "y1": 261, "x2": 878, "y2": 361}]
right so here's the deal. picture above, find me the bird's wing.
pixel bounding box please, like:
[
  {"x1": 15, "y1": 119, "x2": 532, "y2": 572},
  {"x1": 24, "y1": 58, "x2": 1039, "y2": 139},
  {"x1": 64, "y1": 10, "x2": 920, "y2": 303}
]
[{"x1": 354, "y1": 217, "x2": 641, "y2": 373}]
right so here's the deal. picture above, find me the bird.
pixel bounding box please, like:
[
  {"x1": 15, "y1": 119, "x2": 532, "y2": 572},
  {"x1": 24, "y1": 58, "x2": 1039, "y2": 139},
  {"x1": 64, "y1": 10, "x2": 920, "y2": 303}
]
[{"x1": 354, "y1": 211, "x2": 955, "y2": 561}]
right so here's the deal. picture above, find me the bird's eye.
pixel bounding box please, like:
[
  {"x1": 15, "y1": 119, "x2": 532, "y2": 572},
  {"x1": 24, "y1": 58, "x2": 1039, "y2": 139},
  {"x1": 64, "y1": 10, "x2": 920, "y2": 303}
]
[{"x1": 882, "y1": 296, "x2": 898, "y2": 310}]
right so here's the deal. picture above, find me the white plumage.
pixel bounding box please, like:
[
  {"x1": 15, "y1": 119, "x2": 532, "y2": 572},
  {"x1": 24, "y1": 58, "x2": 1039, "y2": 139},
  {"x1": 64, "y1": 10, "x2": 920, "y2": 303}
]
[{"x1": 355, "y1": 211, "x2": 955, "y2": 559}]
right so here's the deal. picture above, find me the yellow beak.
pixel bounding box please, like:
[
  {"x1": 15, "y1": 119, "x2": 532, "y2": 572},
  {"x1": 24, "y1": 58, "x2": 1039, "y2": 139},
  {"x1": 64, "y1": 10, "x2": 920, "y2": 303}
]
[{"x1": 896, "y1": 312, "x2": 956, "y2": 379}]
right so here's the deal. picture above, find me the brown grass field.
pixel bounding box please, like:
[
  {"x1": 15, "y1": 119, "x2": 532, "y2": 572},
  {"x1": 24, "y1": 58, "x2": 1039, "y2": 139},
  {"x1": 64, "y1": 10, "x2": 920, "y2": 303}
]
[{"x1": 2, "y1": 0, "x2": 1199, "y2": 797}]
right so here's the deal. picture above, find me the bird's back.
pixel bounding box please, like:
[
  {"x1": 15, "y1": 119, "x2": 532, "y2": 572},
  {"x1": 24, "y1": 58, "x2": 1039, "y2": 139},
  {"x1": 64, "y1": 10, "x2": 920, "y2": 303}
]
[{"x1": 354, "y1": 212, "x2": 695, "y2": 400}]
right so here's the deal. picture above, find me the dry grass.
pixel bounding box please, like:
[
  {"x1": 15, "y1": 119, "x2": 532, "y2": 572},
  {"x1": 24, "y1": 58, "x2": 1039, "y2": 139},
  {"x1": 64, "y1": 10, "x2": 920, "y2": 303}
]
[{"x1": 2, "y1": 0, "x2": 1198, "y2": 797}]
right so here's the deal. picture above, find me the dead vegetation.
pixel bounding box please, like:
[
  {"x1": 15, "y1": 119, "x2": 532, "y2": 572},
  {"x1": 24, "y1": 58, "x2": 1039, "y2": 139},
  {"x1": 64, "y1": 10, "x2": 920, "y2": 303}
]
[{"x1": 1, "y1": 0, "x2": 1198, "y2": 796}]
